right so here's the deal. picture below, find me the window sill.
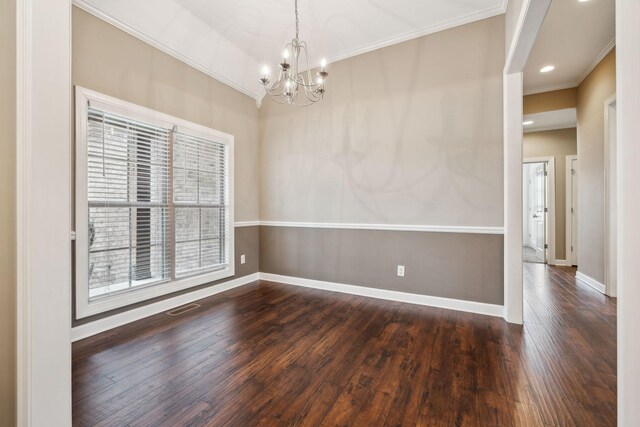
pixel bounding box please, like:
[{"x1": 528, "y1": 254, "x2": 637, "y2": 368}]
[{"x1": 76, "y1": 264, "x2": 235, "y2": 319}]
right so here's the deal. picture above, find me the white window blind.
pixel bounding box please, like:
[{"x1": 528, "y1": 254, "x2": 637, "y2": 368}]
[
  {"x1": 87, "y1": 108, "x2": 171, "y2": 298},
  {"x1": 76, "y1": 87, "x2": 234, "y2": 318},
  {"x1": 173, "y1": 132, "x2": 229, "y2": 277}
]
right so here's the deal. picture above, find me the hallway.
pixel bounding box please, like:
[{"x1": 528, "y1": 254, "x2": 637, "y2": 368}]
[{"x1": 522, "y1": 263, "x2": 617, "y2": 425}]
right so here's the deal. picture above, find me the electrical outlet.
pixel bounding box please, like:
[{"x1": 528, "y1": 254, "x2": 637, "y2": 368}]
[
  {"x1": 397, "y1": 265, "x2": 405, "y2": 277},
  {"x1": 240, "y1": 254, "x2": 246, "y2": 264}
]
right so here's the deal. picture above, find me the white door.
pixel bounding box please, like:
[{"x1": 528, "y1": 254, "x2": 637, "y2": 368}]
[
  {"x1": 533, "y1": 164, "x2": 546, "y2": 261},
  {"x1": 527, "y1": 166, "x2": 536, "y2": 248},
  {"x1": 570, "y1": 158, "x2": 578, "y2": 266}
]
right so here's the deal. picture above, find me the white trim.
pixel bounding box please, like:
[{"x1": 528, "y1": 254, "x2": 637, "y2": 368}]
[
  {"x1": 17, "y1": 0, "x2": 73, "y2": 424},
  {"x1": 523, "y1": 82, "x2": 578, "y2": 96},
  {"x1": 604, "y1": 94, "x2": 617, "y2": 297},
  {"x1": 576, "y1": 38, "x2": 617, "y2": 86},
  {"x1": 523, "y1": 156, "x2": 552, "y2": 164},
  {"x1": 258, "y1": 221, "x2": 504, "y2": 234},
  {"x1": 234, "y1": 221, "x2": 260, "y2": 228},
  {"x1": 74, "y1": 86, "x2": 235, "y2": 319},
  {"x1": 16, "y1": 0, "x2": 31, "y2": 422},
  {"x1": 259, "y1": 273, "x2": 505, "y2": 318},
  {"x1": 576, "y1": 271, "x2": 606, "y2": 294},
  {"x1": 71, "y1": 273, "x2": 259, "y2": 342},
  {"x1": 72, "y1": 0, "x2": 260, "y2": 101},
  {"x1": 504, "y1": 72, "x2": 525, "y2": 325},
  {"x1": 551, "y1": 259, "x2": 570, "y2": 267}
]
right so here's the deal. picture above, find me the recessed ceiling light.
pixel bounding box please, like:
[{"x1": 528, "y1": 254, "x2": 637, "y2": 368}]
[
  {"x1": 523, "y1": 121, "x2": 534, "y2": 125},
  {"x1": 579, "y1": 0, "x2": 589, "y2": 2},
  {"x1": 540, "y1": 65, "x2": 555, "y2": 73}
]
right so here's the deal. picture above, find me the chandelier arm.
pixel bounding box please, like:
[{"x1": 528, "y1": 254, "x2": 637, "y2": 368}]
[{"x1": 299, "y1": 41, "x2": 316, "y2": 86}]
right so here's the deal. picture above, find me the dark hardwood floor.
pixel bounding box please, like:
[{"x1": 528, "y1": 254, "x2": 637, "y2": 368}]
[{"x1": 73, "y1": 264, "x2": 617, "y2": 426}]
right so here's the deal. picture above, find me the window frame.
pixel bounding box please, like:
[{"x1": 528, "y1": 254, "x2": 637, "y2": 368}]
[{"x1": 75, "y1": 86, "x2": 235, "y2": 318}]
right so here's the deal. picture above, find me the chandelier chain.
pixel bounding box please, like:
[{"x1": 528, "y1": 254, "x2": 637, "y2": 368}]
[{"x1": 295, "y1": 0, "x2": 299, "y2": 40}]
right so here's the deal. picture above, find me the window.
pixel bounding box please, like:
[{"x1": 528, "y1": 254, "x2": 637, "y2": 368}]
[{"x1": 75, "y1": 87, "x2": 234, "y2": 318}]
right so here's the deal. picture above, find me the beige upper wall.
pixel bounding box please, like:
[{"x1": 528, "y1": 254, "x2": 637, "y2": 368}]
[
  {"x1": 73, "y1": 7, "x2": 259, "y2": 222},
  {"x1": 576, "y1": 48, "x2": 616, "y2": 283},
  {"x1": 0, "y1": 0, "x2": 16, "y2": 424},
  {"x1": 523, "y1": 88, "x2": 578, "y2": 115},
  {"x1": 524, "y1": 128, "x2": 577, "y2": 260},
  {"x1": 260, "y1": 16, "x2": 505, "y2": 226}
]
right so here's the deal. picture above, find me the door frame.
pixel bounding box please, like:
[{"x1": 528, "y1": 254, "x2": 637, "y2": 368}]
[
  {"x1": 503, "y1": 0, "x2": 551, "y2": 324},
  {"x1": 523, "y1": 157, "x2": 556, "y2": 265},
  {"x1": 617, "y1": 0, "x2": 640, "y2": 421},
  {"x1": 566, "y1": 155, "x2": 578, "y2": 267},
  {"x1": 16, "y1": 0, "x2": 72, "y2": 424},
  {"x1": 604, "y1": 94, "x2": 617, "y2": 297}
]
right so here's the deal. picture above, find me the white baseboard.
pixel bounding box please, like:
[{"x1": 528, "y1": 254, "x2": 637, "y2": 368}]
[
  {"x1": 551, "y1": 259, "x2": 570, "y2": 267},
  {"x1": 71, "y1": 273, "x2": 259, "y2": 342},
  {"x1": 576, "y1": 271, "x2": 606, "y2": 294},
  {"x1": 259, "y1": 273, "x2": 504, "y2": 318},
  {"x1": 72, "y1": 271, "x2": 507, "y2": 341}
]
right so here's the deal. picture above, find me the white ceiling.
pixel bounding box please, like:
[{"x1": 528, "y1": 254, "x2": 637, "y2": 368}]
[
  {"x1": 74, "y1": 0, "x2": 506, "y2": 101},
  {"x1": 523, "y1": 108, "x2": 577, "y2": 133},
  {"x1": 524, "y1": 0, "x2": 615, "y2": 95}
]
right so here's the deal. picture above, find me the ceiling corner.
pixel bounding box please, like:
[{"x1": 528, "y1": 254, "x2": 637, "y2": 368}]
[{"x1": 501, "y1": 0, "x2": 509, "y2": 14}]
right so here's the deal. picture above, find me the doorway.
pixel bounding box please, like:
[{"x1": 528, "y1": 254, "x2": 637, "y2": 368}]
[
  {"x1": 522, "y1": 157, "x2": 556, "y2": 265},
  {"x1": 523, "y1": 162, "x2": 547, "y2": 263}
]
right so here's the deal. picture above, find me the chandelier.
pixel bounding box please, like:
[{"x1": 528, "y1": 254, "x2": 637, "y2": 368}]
[{"x1": 259, "y1": 0, "x2": 329, "y2": 106}]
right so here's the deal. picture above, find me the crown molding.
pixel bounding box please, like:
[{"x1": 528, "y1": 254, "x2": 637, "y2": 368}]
[
  {"x1": 524, "y1": 123, "x2": 576, "y2": 133},
  {"x1": 72, "y1": 0, "x2": 261, "y2": 101},
  {"x1": 74, "y1": 0, "x2": 506, "y2": 109},
  {"x1": 303, "y1": 3, "x2": 507, "y2": 73},
  {"x1": 523, "y1": 81, "x2": 577, "y2": 96},
  {"x1": 575, "y1": 38, "x2": 616, "y2": 86},
  {"x1": 260, "y1": 2, "x2": 507, "y2": 108}
]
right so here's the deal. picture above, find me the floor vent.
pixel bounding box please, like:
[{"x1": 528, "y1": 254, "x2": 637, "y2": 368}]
[{"x1": 166, "y1": 303, "x2": 201, "y2": 316}]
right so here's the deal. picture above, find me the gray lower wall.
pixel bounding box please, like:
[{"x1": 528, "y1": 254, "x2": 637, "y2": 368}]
[
  {"x1": 260, "y1": 226, "x2": 504, "y2": 305},
  {"x1": 73, "y1": 226, "x2": 259, "y2": 326}
]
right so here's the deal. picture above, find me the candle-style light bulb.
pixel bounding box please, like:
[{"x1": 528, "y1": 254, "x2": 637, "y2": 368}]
[
  {"x1": 283, "y1": 49, "x2": 290, "y2": 60},
  {"x1": 317, "y1": 57, "x2": 329, "y2": 80},
  {"x1": 284, "y1": 79, "x2": 293, "y2": 97},
  {"x1": 259, "y1": 65, "x2": 271, "y2": 85}
]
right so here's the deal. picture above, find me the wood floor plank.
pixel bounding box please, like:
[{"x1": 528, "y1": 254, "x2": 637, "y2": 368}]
[{"x1": 73, "y1": 265, "x2": 617, "y2": 426}]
